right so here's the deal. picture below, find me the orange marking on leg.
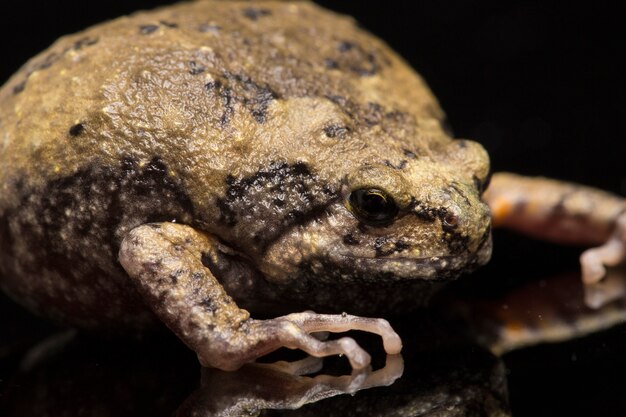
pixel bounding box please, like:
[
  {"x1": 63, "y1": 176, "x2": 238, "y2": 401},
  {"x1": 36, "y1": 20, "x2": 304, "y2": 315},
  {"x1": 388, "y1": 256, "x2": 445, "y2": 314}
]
[
  {"x1": 505, "y1": 321, "x2": 524, "y2": 332},
  {"x1": 490, "y1": 198, "x2": 513, "y2": 227}
]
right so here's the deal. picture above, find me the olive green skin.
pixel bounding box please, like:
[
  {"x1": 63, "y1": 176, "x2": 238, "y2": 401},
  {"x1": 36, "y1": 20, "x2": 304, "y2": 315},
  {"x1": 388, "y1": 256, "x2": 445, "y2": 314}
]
[{"x1": 0, "y1": 1, "x2": 491, "y2": 330}]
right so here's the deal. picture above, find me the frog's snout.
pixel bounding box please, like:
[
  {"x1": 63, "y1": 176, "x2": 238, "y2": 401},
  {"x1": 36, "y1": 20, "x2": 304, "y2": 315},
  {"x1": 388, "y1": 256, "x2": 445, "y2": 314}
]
[
  {"x1": 411, "y1": 178, "x2": 493, "y2": 266},
  {"x1": 444, "y1": 184, "x2": 493, "y2": 264}
]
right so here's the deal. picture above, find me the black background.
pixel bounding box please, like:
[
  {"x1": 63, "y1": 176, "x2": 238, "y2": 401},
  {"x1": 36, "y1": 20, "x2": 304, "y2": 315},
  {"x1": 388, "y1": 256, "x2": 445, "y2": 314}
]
[{"x1": 1, "y1": 1, "x2": 626, "y2": 416}]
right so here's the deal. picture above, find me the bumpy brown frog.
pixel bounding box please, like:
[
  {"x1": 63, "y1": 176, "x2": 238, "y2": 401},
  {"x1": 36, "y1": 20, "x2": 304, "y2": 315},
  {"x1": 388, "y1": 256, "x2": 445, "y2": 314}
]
[{"x1": 1, "y1": 1, "x2": 624, "y2": 370}]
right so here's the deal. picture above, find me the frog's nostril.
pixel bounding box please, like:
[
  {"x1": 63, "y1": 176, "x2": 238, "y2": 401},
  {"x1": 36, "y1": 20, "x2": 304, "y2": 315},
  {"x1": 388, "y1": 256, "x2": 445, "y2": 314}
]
[{"x1": 442, "y1": 212, "x2": 459, "y2": 230}]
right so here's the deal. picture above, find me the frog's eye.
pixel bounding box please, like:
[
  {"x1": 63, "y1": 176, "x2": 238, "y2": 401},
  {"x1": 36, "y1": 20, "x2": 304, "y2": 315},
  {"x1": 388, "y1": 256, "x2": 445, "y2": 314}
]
[{"x1": 348, "y1": 188, "x2": 399, "y2": 226}]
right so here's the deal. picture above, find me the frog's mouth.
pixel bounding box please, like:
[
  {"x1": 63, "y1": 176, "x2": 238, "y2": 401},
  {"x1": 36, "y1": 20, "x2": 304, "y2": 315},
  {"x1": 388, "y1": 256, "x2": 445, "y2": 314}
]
[{"x1": 329, "y1": 234, "x2": 492, "y2": 283}]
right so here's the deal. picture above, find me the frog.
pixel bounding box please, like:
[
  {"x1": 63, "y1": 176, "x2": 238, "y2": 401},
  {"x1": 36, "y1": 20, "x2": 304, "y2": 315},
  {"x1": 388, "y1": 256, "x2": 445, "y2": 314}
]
[{"x1": 0, "y1": 0, "x2": 624, "y2": 371}]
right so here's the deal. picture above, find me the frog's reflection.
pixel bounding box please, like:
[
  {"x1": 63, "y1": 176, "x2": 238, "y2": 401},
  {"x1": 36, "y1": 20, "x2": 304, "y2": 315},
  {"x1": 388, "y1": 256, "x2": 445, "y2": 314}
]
[
  {"x1": 176, "y1": 354, "x2": 403, "y2": 416},
  {"x1": 0, "y1": 323, "x2": 509, "y2": 417}
]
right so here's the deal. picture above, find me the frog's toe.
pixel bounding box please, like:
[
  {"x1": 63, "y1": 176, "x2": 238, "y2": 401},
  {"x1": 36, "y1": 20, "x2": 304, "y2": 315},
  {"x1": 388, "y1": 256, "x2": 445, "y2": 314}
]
[
  {"x1": 581, "y1": 249, "x2": 610, "y2": 285},
  {"x1": 259, "y1": 356, "x2": 325, "y2": 376},
  {"x1": 580, "y1": 215, "x2": 626, "y2": 307},
  {"x1": 269, "y1": 319, "x2": 371, "y2": 369},
  {"x1": 281, "y1": 311, "x2": 402, "y2": 355}
]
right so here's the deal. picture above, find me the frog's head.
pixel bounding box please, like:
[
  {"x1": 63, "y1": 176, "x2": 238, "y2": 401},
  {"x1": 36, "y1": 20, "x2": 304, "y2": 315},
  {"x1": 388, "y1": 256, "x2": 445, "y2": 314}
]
[{"x1": 259, "y1": 138, "x2": 492, "y2": 286}]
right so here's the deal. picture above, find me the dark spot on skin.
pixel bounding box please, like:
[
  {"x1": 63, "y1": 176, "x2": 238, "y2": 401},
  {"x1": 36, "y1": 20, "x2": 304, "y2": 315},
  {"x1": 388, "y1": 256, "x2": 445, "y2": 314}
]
[
  {"x1": 139, "y1": 25, "x2": 159, "y2": 35},
  {"x1": 385, "y1": 110, "x2": 409, "y2": 123},
  {"x1": 12, "y1": 39, "x2": 95, "y2": 96},
  {"x1": 327, "y1": 41, "x2": 381, "y2": 77},
  {"x1": 170, "y1": 269, "x2": 183, "y2": 284},
  {"x1": 159, "y1": 20, "x2": 178, "y2": 28},
  {"x1": 69, "y1": 123, "x2": 85, "y2": 137},
  {"x1": 337, "y1": 41, "x2": 356, "y2": 52},
  {"x1": 206, "y1": 73, "x2": 278, "y2": 125},
  {"x1": 218, "y1": 86, "x2": 235, "y2": 125},
  {"x1": 343, "y1": 233, "x2": 359, "y2": 245},
  {"x1": 432, "y1": 207, "x2": 459, "y2": 233},
  {"x1": 443, "y1": 231, "x2": 470, "y2": 255},
  {"x1": 189, "y1": 61, "x2": 206, "y2": 75},
  {"x1": 215, "y1": 161, "x2": 337, "y2": 251},
  {"x1": 198, "y1": 297, "x2": 216, "y2": 312},
  {"x1": 374, "y1": 237, "x2": 392, "y2": 257},
  {"x1": 352, "y1": 53, "x2": 378, "y2": 76},
  {"x1": 395, "y1": 240, "x2": 411, "y2": 252},
  {"x1": 205, "y1": 80, "x2": 221, "y2": 90},
  {"x1": 144, "y1": 260, "x2": 163, "y2": 274},
  {"x1": 373, "y1": 237, "x2": 411, "y2": 257},
  {"x1": 242, "y1": 7, "x2": 272, "y2": 21},
  {"x1": 12, "y1": 81, "x2": 26, "y2": 95},
  {"x1": 323, "y1": 123, "x2": 350, "y2": 139},
  {"x1": 363, "y1": 102, "x2": 384, "y2": 125},
  {"x1": 198, "y1": 23, "x2": 221, "y2": 33},
  {"x1": 326, "y1": 95, "x2": 347, "y2": 106},
  {"x1": 413, "y1": 201, "x2": 438, "y2": 223},
  {"x1": 413, "y1": 201, "x2": 460, "y2": 234},
  {"x1": 324, "y1": 58, "x2": 339, "y2": 69},
  {"x1": 403, "y1": 149, "x2": 418, "y2": 159},
  {"x1": 37, "y1": 52, "x2": 60, "y2": 70},
  {"x1": 191, "y1": 272, "x2": 203, "y2": 281},
  {"x1": 324, "y1": 96, "x2": 376, "y2": 125},
  {"x1": 73, "y1": 37, "x2": 99, "y2": 50},
  {"x1": 368, "y1": 102, "x2": 383, "y2": 112},
  {"x1": 384, "y1": 160, "x2": 408, "y2": 170},
  {"x1": 457, "y1": 139, "x2": 468, "y2": 149}
]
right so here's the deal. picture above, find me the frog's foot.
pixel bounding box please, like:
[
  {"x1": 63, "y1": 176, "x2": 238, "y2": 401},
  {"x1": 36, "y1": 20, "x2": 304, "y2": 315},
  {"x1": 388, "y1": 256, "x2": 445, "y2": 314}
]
[
  {"x1": 279, "y1": 311, "x2": 402, "y2": 355},
  {"x1": 581, "y1": 215, "x2": 626, "y2": 307},
  {"x1": 238, "y1": 312, "x2": 401, "y2": 371},
  {"x1": 485, "y1": 173, "x2": 626, "y2": 309},
  {"x1": 120, "y1": 222, "x2": 400, "y2": 372}
]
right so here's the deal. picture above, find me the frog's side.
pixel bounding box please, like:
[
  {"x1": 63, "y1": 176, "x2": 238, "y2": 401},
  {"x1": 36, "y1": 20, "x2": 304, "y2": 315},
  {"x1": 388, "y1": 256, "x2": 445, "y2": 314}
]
[{"x1": 0, "y1": 1, "x2": 624, "y2": 371}]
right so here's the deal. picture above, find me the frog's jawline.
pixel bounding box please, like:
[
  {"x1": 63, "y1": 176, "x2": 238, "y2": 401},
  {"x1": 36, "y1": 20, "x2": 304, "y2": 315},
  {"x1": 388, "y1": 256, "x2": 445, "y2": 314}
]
[{"x1": 333, "y1": 234, "x2": 492, "y2": 281}]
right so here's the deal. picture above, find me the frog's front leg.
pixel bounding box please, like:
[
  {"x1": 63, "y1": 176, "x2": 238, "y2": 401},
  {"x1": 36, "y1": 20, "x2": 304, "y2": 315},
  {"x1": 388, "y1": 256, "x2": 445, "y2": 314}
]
[
  {"x1": 118, "y1": 223, "x2": 401, "y2": 371},
  {"x1": 484, "y1": 172, "x2": 626, "y2": 307}
]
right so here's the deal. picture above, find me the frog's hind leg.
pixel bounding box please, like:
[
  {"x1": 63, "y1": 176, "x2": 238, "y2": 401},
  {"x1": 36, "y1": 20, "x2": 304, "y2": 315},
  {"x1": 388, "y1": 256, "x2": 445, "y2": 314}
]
[
  {"x1": 118, "y1": 222, "x2": 400, "y2": 371},
  {"x1": 484, "y1": 172, "x2": 626, "y2": 307}
]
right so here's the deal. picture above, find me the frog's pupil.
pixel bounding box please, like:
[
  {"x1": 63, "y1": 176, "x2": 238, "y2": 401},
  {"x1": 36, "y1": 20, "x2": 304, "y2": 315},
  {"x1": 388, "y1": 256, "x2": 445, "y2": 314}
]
[{"x1": 350, "y1": 189, "x2": 399, "y2": 225}]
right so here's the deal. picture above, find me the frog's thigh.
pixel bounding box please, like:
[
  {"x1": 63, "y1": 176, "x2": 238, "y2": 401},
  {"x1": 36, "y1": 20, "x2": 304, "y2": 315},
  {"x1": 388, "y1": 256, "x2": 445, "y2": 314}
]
[
  {"x1": 118, "y1": 223, "x2": 400, "y2": 370},
  {"x1": 485, "y1": 173, "x2": 626, "y2": 306}
]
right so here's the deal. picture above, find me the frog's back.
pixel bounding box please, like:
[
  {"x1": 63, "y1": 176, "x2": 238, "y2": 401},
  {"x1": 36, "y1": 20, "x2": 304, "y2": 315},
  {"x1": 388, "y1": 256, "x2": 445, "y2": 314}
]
[{"x1": 0, "y1": 0, "x2": 448, "y2": 329}]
